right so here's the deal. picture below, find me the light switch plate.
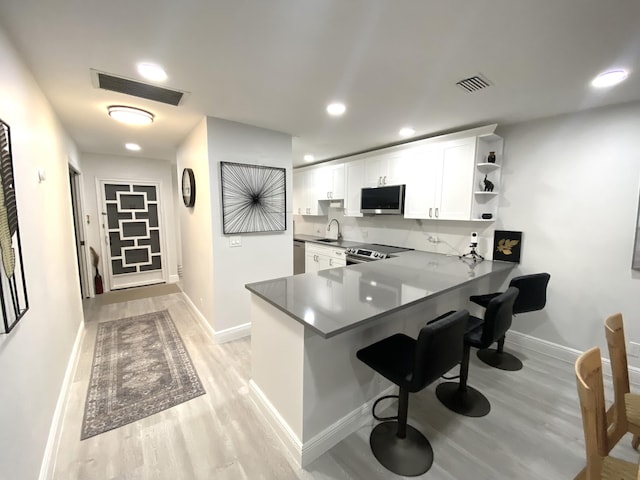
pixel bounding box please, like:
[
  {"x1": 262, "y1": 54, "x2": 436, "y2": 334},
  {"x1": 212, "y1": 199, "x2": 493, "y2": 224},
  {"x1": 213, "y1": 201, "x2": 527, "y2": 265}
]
[{"x1": 229, "y1": 236, "x2": 242, "y2": 248}]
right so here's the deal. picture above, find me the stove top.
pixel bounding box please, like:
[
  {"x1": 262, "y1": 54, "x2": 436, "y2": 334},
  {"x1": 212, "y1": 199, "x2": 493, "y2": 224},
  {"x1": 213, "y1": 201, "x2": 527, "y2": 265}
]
[{"x1": 345, "y1": 243, "x2": 413, "y2": 261}]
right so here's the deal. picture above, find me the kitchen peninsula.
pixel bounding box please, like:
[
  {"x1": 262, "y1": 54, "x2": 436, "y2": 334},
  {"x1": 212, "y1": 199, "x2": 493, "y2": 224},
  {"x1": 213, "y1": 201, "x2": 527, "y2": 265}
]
[{"x1": 245, "y1": 250, "x2": 513, "y2": 467}]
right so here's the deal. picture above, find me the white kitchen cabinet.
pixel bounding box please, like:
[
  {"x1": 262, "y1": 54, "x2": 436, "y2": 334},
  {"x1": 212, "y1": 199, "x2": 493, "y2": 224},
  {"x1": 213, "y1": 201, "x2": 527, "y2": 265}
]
[
  {"x1": 363, "y1": 151, "x2": 410, "y2": 187},
  {"x1": 305, "y1": 243, "x2": 346, "y2": 272},
  {"x1": 293, "y1": 169, "x2": 328, "y2": 216},
  {"x1": 344, "y1": 159, "x2": 365, "y2": 217},
  {"x1": 315, "y1": 163, "x2": 345, "y2": 200},
  {"x1": 404, "y1": 137, "x2": 477, "y2": 220}
]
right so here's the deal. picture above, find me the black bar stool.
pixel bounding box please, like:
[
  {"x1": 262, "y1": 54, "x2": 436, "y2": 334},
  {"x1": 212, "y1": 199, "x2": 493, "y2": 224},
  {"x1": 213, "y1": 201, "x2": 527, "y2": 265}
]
[
  {"x1": 436, "y1": 287, "x2": 519, "y2": 417},
  {"x1": 356, "y1": 310, "x2": 469, "y2": 477},
  {"x1": 470, "y1": 273, "x2": 550, "y2": 371}
]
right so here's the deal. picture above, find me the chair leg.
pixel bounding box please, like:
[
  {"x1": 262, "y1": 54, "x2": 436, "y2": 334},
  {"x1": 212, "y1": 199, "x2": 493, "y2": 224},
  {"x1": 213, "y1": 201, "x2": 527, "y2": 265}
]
[
  {"x1": 369, "y1": 387, "x2": 433, "y2": 476},
  {"x1": 436, "y1": 344, "x2": 491, "y2": 418},
  {"x1": 477, "y1": 334, "x2": 524, "y2": 371}
]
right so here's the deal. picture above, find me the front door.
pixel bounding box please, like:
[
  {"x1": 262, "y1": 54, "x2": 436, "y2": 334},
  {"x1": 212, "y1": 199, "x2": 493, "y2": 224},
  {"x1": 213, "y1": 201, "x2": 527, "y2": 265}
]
[{"x1": 99, "y1": 180, "x2": 166, "y2": 290}]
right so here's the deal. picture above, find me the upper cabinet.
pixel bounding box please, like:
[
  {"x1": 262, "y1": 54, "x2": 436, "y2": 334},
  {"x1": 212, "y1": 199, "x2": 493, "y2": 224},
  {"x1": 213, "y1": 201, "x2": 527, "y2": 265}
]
[
  {"x1": 363, "y1": 151, "x2": 410, "y2": 187},
  {"x1": 293, "y1": 124, "x2": 503, "y2": 221},
  {"x1": 315, "y1": 163, "x2": 345, "y2": 200},
  {"x1": 344, "y1": 159, "x2": 365, "y2": 217}
]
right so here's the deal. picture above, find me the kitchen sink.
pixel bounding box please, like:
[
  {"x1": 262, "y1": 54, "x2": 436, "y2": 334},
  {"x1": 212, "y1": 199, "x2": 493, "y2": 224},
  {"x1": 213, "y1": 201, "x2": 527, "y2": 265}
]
[{"x1": 316, "y1": 238, "x2": 339, "y2": 243}]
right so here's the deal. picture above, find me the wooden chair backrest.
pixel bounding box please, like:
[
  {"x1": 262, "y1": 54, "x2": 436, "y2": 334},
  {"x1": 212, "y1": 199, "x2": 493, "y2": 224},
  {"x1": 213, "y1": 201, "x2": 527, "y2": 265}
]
[
  {"x1": 605, "y1": 312, "x2": 631, "y2": 409},
  {"x1": 575, "y1": 347, "x2": 609, "y2": 479}
]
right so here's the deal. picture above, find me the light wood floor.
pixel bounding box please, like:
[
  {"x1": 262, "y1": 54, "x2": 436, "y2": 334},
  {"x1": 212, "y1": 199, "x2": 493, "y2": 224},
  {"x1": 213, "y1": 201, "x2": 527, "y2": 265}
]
[{"x1": 53, "y1": 292, "x2": 639, "y2": 479}]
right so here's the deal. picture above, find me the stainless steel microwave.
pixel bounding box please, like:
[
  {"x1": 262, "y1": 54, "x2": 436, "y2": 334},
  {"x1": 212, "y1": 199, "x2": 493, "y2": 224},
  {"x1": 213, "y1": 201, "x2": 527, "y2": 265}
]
[{"x1": 360, "y1": 184, "x2": 405, "y2": 214}]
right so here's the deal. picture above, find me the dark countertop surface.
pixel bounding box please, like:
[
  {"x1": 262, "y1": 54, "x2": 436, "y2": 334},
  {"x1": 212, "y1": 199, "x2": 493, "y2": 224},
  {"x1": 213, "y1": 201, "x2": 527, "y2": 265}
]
[{"x1": 246, "y1": 249, "x2": 514, "y2": 338}]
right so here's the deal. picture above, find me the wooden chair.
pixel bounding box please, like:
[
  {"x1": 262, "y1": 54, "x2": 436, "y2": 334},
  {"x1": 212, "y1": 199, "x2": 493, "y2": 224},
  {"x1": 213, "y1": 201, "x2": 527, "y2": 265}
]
[
  {"x1": 604, "y1": 313, "x2": 640, "y2": 451},
  {"x1": 575, "y1": 347, "x2": 638, "y2": 480}
]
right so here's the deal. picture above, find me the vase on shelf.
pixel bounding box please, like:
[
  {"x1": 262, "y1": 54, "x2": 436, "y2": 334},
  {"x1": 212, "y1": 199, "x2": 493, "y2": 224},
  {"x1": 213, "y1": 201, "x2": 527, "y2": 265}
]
[{"x1": 487, "y1": 151, "x2": 496, "y2": 163}]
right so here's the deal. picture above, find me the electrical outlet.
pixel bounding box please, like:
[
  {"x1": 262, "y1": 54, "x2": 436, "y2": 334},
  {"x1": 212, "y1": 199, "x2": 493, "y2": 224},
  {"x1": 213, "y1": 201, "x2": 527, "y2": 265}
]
[
  {"x1": 229, "y1": 236, "x2": 242, "y2": 248},
  {"x1": 629, "y1": 341, "x2": 640, "y2": 358},
  {"x1": 428, "y1": 235, "x2": 439, "y2": 243}
]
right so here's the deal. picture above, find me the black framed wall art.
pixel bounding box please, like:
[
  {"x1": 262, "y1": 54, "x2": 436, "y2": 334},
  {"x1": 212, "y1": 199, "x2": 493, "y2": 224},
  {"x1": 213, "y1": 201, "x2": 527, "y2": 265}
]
[
  {"x1": 220, "y1": 162, "x2": 286, "y2": 234},
  {"x1": 0, "y1": 118, "x2": 29, "y2": 334},
  {"x1": 493, "y1": 230, "x2": 522, "y2": 263}
]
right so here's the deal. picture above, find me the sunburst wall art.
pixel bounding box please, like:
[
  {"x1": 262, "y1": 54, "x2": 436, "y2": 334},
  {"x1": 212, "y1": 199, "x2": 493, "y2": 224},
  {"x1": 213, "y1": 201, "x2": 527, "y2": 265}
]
[
  {"x1": 220, "y1": 162, "x2": 286, "y2": 234},
  {"x1": 0, "y1": 118, "x2": 29, "y2": 334}
]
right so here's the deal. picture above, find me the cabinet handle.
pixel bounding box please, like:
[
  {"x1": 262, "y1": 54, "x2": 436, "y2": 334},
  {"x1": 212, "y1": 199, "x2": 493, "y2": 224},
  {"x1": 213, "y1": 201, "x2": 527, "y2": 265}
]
[
  {"x1": 383, "y1": 176, "x2": 387, "y2": 185},
  {"x1": 378, "y1": 176, "x2": 382, "y2": 186},
  {"x1": 329, "y1": 259, "x2": 333, "y2": 266},
  {"x1": 435, "y1": 207, "x2": 439, "y2": 218},
  {"x1": 327, "y1": 192, "x2": 330, "y2": 199},
  {"x1": 429, "y1": 207, "x2": 433, "y2": 218}
]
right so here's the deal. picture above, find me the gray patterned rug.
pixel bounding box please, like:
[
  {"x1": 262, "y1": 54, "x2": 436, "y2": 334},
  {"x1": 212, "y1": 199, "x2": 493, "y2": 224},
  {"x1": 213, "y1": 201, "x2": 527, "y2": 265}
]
[{"x1": 81, "y1": 310, "x2": 205, "y2": 439}]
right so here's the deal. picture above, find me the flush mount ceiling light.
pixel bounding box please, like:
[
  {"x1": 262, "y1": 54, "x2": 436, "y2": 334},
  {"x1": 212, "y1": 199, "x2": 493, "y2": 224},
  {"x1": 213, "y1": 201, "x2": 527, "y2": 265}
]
[
  {"x1": 304, "y1": 154, "x2": 315, "y2": 162},
  {"x1": 591, "y1": 69, "x2": 628, "y2": 88},
  {"x1": 107, "y1": 106, "x2": 154, "y2": 125},
  {"x1": 326, "y1": 102, "x2": 346, "y2": 116},
  {"x1": 137, "y1": 62, "x2": 167, "y2": 82},
  {"x1": 399, "y1": 127, "x2": 415, "y2": 137},
  {"x1": 125, "y1": 143, "x2": 141, "y2": 151}
]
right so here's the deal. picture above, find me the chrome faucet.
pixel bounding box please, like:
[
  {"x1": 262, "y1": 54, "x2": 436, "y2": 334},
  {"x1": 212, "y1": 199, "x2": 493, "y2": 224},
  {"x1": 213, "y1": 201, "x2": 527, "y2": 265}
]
[{"x1": 327, "y1": 218, "x2": 342, "y2": 240}]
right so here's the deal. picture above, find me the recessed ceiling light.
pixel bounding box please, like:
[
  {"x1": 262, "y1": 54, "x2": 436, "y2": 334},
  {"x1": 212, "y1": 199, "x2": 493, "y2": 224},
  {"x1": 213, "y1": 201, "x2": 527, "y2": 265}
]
[
  {"x1": 326, "y1": 103, "x2": 346, "y2": 116},
  {"x1": 399, "y1": 127, "x2": 415, "y2": 137},
  {"x1": 137, "y1": 62, "x2": 167, "y2": 82},
  {"x1": 125, "y1": 143, "x2": 141, "y2": 151},
  {"x1": 108, "y1": 106, "x2": 154, "y2": 125},
  {"x1": 591, "y1": 69, "x2": 628, "y2": 88},
  {"x1": 304, "y1": 154, "x2": 315, "y2": 162}
]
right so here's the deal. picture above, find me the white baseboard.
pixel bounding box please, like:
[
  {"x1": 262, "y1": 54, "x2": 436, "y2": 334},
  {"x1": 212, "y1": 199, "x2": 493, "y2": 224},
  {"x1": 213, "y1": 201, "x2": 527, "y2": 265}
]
[
  {"x1": 39, "y1": 321, "x2": 85, "y2": 480},
  {"x1": 169, "y1": 274, "x2": 180, "y2": 283},
  {"x1": 301, "y1": 385, "x2": 395, "y2": 467},
  {"x1": 507, "y1": 330, "x2": 640, "y2": 387},
  {"x1": 181, "y1": 292, "x2": 251, "y2": 344},
  {"x1": 249, "y1": 379, "x2": 394, "y2": 468},
  {"x1": 249, "y1": 379, "x2": 302, "y2": 465}
]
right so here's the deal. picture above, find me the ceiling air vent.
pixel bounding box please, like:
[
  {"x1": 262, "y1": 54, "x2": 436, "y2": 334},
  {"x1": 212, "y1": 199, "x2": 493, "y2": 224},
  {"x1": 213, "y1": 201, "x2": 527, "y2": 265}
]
[
  {"x1": 456, "y1": 74, "x2": 492, "y2": 93},
  {"x1": 92, "y1": 70, "x2": 186, "y2": 106}
]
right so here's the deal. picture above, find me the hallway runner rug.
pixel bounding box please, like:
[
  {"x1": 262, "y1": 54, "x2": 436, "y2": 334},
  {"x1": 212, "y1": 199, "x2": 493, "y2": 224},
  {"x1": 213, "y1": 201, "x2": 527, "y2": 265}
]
[{"x1": 81, "y1": 310, "x2": 206, "y2": 439}]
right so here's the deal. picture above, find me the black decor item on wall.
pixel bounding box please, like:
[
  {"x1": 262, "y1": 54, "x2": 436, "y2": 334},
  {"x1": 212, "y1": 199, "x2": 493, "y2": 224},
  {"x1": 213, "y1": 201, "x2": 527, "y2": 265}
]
[
  {"x1": 493, "y1": 230, "x2": 522, "y2": 263},
  {"x1": 220, "y1": 161, "x2": 286, "y2": 234},
  {"x1": 0, "y1": 118, "x2": 29, "y2": 334}
]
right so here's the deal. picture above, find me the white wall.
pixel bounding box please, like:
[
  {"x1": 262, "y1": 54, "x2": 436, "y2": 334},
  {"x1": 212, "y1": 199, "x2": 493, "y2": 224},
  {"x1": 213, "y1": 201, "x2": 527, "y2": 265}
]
[
  {"x1": 0, "y1": 27, "x2": 84, "y2": 480},
  {"x1": 207, "y1": 117, "x2": 293, "y2": 333},
  {"x1": 498, "y1": 102, "x2": 640, "y2": 367},
  {"x1": 80, "y1": 153, "x2": 180, "y2": 292},
  {"x1": 177, "y1": 119, "x2": 216, "y2": 326}
]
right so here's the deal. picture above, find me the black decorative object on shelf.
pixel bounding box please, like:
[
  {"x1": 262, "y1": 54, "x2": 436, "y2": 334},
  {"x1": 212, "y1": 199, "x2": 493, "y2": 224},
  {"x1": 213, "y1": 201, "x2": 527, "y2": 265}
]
[
  {"x1": 182, "y1": 168, "x2": 196, "y2": 207},
  {"x1": 487, "y1": 151, "x2": 496, "y2": 163},
  {"x1": 481, "y1": 213, "x2": 493, "y2": 220},
  {"x1": 220, "y1": 161, "x2": 286, "y2": 234},
  {"x1": 483, "y1": 175, "x2": 494, "y2": 192},
  {"x1": 493, "y1": 230, "x2": 522, "y2": 263},
  {"x1": 0, "y1": 118, "x2": 29, "y2": 334}
]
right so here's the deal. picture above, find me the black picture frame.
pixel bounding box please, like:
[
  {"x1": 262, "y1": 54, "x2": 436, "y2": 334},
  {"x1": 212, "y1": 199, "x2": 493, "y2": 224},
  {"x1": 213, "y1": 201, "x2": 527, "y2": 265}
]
[
  {"x1": 492, "y1": 230, "x2": 522, "y2": 263},
  {"x1": 633, "y1": 193, "x2": 640, "y2": 270},
  {"x1": 0, "y1": 118, "x2": 29, "y2": 334},
  {"x1": 220, "y1": 162, "x2": 286, "y2": 234}
]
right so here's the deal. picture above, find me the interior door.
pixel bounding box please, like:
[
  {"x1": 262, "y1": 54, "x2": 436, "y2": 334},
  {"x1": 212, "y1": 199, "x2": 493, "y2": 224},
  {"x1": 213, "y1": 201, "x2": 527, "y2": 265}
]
[{"x1": 99, "y1": 180, "x2": 166, "y2": 290}]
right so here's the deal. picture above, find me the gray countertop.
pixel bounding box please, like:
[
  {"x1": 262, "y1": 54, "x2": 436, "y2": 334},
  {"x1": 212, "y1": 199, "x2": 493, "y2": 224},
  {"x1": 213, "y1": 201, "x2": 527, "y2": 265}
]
[{"x1": 246, "y1": 250, "x2": 514, "y2": 338}]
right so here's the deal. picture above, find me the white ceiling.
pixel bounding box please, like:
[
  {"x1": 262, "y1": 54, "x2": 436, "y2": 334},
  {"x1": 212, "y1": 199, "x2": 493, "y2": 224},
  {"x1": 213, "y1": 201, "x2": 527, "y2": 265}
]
[{"x1": 1, "y1": 0, "x2": 639, "y2": 166}]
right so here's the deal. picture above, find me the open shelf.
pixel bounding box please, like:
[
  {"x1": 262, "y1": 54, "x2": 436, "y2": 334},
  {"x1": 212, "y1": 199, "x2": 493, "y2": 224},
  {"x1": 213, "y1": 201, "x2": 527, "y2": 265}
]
[
  {"x1": 474, "y1": 191, "x2": 498, "y2": 196},
  {"x1": 477, "y1": 162, "x2": 501, "y2": 170}
]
